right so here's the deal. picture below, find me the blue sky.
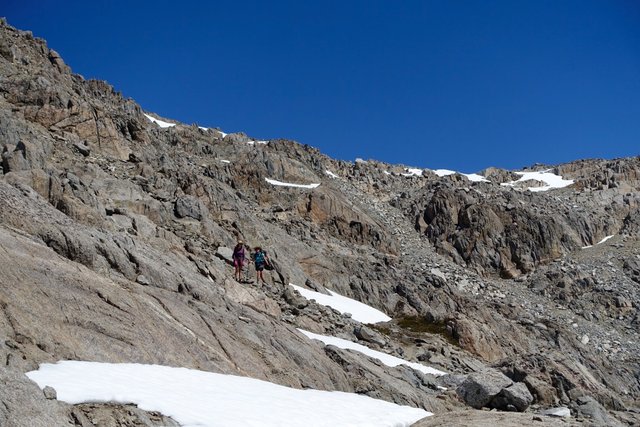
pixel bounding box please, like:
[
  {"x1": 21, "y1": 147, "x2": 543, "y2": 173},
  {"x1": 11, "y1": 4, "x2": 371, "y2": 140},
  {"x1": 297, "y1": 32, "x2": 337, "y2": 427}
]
[{"x1": 5, "y1": 1, "x2": 640, "y2": 172}]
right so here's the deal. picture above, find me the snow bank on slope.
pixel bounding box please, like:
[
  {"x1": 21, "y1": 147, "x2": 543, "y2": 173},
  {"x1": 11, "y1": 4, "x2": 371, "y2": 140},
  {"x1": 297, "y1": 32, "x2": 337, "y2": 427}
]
[
  {"x1": 432, "y1": 169, "x2": 489, "y2": 182},
  {"x1": 143, "y1": 113, "x2": 176, "y2": 128},
  {"x1": 299, "y1": 330, "x2": 446, "y2": 377},
  {"x1": 502, "y1": 170, "x2": 574, "y2": 192},
  {"x1": 582, "y1": 234, "x2": 615, "y2": 249},
  {"x1": 290, "y1": 284, "x2": 391, "y2": 324},
  {"x1": 27, "y1": 361, "x2": 429, "y2": 427},
  {"x1": 265, "y1": 178, "x2": 320, "y2": 189}
]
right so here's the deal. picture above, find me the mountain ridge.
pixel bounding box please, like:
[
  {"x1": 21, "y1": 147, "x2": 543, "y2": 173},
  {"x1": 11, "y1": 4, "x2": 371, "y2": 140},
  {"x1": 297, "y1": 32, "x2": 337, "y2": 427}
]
[{"x1": 0, "y1": 18, "x2": 638, "y2": 426}]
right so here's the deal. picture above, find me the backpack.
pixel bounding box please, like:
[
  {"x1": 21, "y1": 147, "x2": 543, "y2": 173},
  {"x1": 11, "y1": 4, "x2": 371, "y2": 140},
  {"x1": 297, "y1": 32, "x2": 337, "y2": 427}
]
[{"x1": 254, "y1": 250, "x2": 265, "y2": 264}]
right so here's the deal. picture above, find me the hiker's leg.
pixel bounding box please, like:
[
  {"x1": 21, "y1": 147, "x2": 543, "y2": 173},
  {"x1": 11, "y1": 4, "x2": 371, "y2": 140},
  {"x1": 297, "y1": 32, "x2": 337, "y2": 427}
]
[{"x1": 237, "y1": 262, "x2": 243, "y2": 280}]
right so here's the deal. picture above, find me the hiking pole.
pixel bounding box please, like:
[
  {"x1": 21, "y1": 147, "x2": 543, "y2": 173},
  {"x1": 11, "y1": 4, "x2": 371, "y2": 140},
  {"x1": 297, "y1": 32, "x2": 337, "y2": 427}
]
[{"x1": 243, "y1": 259, "x2": 252, "y2": 284}]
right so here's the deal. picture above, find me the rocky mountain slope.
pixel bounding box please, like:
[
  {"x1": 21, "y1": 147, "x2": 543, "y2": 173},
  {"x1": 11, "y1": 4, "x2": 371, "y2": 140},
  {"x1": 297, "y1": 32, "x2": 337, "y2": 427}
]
[{"x1": 0, "y1": 18, "x2": 638, "y2": 426}]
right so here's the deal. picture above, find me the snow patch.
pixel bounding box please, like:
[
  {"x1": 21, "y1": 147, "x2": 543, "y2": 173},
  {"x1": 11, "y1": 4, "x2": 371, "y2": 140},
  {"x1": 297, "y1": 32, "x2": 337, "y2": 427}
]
[
  {"x1": 143, "y1": 113, "x2": 176, "y2": 128},
  {"x1": 27, "y1": 361, "x2": 430, "y2": 427},
  {"x1": 431, "y1": 169, "x2": 488, "y2": 182},
  {"x1": 502, "y1": 170, "x2": 573, "y2": 192},
  {"x1": 325, "y1": 170, "x2": 339, "y2": 179},
  {"x1": 463, "y1": 173, "x2": 489, "y2": 182},
  {"x1": 298, "y1": 330, "x2": 447, "y2": 377},
  {"x1": 247, "y1": 140, "x2": 268, "y2": 145},
  {"x1": 403, "y1": 168, "x2": 424, "y2": 177},
  {"x1": 265, "y1": 178, "x2": 320, "y2": 189},
  {"x1": 290, "y1": 284, "x2": 390, "y2": 324},
  {"x1": 582, "y1": 234, "x2": 615, "y2": 249},
  {"x1": 433, "y1": 169, "x2": 456, "y2": 177}
]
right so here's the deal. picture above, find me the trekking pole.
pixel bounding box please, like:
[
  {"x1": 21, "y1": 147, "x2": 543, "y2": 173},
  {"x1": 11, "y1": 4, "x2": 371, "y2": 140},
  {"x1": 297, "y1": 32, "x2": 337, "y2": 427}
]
[{"x1": 243, "y1": 259, "x2": 252, "y2": 283}]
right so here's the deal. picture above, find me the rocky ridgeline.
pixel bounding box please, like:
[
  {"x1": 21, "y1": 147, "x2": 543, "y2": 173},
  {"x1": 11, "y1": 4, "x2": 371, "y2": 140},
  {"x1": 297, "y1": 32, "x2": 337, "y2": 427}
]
[{"x1": 0, "y1": 19, "x2": 638, "y2": 426}]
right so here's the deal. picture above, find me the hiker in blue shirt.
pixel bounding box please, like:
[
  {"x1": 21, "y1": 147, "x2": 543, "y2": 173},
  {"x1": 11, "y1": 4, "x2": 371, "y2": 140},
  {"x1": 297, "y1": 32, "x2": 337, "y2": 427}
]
[{"x1": 252, "y1": 246, "x2": 270, "y2": 285}]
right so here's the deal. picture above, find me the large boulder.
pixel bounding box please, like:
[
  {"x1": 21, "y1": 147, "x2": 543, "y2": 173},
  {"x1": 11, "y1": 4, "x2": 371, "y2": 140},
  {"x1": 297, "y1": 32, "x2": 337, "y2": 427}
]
[
  {"x1": 457, "y1": 369, "x2": 513, "y2": 409},
  {"x1": 456, "y1": 369, "x2": 533, "y2": 412},
  {"x1": 492, "y1": 382, "x2": 534, "y2": 412},
  {"x1": 174, "y1": 195, "x2": 206, "y2": 220}
]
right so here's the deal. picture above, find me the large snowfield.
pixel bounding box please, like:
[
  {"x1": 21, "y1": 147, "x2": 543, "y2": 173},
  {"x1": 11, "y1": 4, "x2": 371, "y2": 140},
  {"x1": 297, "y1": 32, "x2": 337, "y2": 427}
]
[{"x1": 27, "y1": 361, "x2": 430, "y2": 427}]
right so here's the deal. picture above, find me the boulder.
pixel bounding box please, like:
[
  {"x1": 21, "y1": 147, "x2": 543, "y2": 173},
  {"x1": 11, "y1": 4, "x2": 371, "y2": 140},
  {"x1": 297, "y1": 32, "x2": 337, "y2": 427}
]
[
  {"x1": 174, "y1": 195, "x2": 205, "y2": 220},
  {"x1": 456, "y1": 369, "x2": 513, "y2": 409},
  {"x1": 354, "y1": 325, "x2": 386, "y2": 347},
  {"x1": 284, "y1": 286, "x2": 309, "y2": 309},
  {"x1": 492, "y1": 382, "x2": 534, "y2": 412},
  {"x1": 573, "y1": 396, "x2": 620, "y2": 426},
  {"x1": 2, "y1": 143, "x2": 30, "y2": 173},
  {"x1": 215, "y1": 246, "x2": 234, "y2": 264}
]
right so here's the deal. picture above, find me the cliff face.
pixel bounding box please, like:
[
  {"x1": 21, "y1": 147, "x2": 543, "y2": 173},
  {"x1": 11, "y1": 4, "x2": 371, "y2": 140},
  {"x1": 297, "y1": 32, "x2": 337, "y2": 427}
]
[{"x1": 0, "y1": 19, "x2": 638, "y2": 426}]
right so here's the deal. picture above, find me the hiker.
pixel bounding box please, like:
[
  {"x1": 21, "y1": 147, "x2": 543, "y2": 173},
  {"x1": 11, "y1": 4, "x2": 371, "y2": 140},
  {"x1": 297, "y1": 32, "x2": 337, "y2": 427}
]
[
  {"x1": 232, "y1": 241, "x2": 246, "y2": 282},
  {"x1": 252, "y1": 246, "x2": 270, "y2": 285}
]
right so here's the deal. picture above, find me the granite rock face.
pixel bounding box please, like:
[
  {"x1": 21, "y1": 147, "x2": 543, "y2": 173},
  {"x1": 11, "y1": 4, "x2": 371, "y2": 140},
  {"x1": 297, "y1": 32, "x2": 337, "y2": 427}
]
[{"x1": 0, "y1": 19, "x2": 639, "y2": 426}]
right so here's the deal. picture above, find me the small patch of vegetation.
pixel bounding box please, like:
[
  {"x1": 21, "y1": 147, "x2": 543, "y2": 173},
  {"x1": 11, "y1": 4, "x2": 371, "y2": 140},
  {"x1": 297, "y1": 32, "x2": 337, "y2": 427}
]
[
  {"x1": 397, "y1": 316, "x2": 459, "y2": 346},
  {"x1": 369, "y1": 324, "x2": 391, "y2": 337}
]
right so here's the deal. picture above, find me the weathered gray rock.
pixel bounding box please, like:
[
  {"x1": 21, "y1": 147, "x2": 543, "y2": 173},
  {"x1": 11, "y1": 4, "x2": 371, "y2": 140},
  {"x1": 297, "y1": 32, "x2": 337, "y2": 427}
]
[
  {"x1": 216, "y1": 246, "x2": 234, "y2": 263},
  {"x1": 284, "y1": 286, "x2": 309, "y2": 309},
  {"x1": 2, "y1": 142, "x2": 30, "y2": 173},
  {"x1": 354, "y1": 325, "x2": 387, "y2": 347},
  {"x1": 174, "y1": 195, "x2": 205, "y2": 220},
  {"x1": 42, "y1": 386, "x2": 57, "y2": 400},
  {"x1": 72, "y1": 141, "x2": 90, "y2": 157},
  {"x1": 492, "y1": 382, "x2": 534, "y2": 412},
  {"x1": 573, "y1": 396, "x2": 622, "y2": 426},
  {"x1": 456, "y1": 369, "x2": 513, "y2": 409},
  {"x1": 0, "y1": 368, "x2": 71, "y2": 427}
]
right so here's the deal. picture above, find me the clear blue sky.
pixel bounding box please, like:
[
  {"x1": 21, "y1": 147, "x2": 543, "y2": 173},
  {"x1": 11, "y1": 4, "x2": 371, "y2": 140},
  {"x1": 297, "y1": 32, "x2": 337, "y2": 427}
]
[{"x1": 5, "y1": 1, "x2": 640, "y2": 171}]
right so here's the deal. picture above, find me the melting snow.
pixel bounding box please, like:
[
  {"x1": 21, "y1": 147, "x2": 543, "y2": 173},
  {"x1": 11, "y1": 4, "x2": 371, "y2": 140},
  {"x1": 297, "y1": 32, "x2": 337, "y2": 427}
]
[
  {"x1": 290, "y1": 284, "x2": 391, "y2": 324},
  {"x1": 582, "y1": 235, "x2": 615, "y2": 249},
  {"x1": 143, "y1": 113, "x2": 176, "y2": 129},
  {"x1": 403, "y1": 168, "x2": 424, "y2": 177},
  {"x1": 265, "y1": 178, "x2": 320, "y2": 189},
  {"x1": 247, "y1": 140, "x2": 268, "y2": 145},
  {"x1": 502, "y1": 170, "x2": 574, "y2": 192},
  {"x1": 27, "y1": 361, "x2": 430, "y2": 427},
  {"x1": 432, "y1": 169, "x2": 488, "y2": 182},
  {"x1": 598, "y1": 235, "x2": 615, "y2": 244},
  {"x1": 399, "y1": 168, "x2": 488, "y2": 182},
  {"x1": 298, "y1": 330, "x2": 446, "y2": 377},
  {"x1": 325, "y1": 170, "x2": 339, "y2": 178},
  {"x1": 220, "y1": 159, "x2": 231, "y2": 164}
]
